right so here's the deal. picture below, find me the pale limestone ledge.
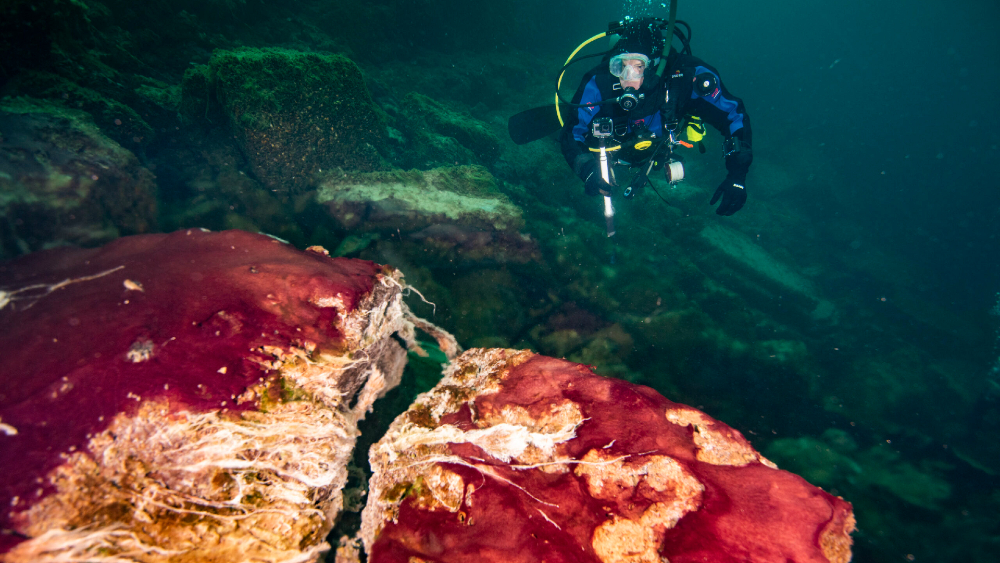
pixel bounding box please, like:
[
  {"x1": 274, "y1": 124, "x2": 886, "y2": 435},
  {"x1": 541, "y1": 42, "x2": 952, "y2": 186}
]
[{"x1": 316, "y1": 166, "x2": 523, "y2": 232}]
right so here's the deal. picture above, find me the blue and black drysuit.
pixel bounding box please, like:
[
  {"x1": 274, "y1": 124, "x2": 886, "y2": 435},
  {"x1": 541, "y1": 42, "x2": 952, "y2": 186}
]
[{"x1": 560, "y1": 53, "x2": 753, "y2": 214}]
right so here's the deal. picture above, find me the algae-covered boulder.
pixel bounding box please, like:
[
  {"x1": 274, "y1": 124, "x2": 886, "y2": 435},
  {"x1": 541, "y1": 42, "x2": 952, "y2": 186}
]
[
  {"x1": 697, "y1": 223, "x2": 838, "y2": 322},
  {"x1": 0, "y1": 98, "x2": 157, "y2": 259},
  {"x1": 317, "y1": 165, "x2": 537, "y2": 263},
  {"x1": 179, "y1": 64, "x2": 215, "y2": 125},
  {"x1": 397, "y1": 92, "x2": 500, "y2": 169},
  {"x1": 0, "y1": 229, "x2": 438, "y2": 562},
  {"x1": 2, "y1": 71, "x2": 157, "y2": 151},
  {"x1": 765, "y1": 430, "x2": 952, "y2": 511},
  {"x1": 362, "y1": 349, "x2": 856, "y2": 563},
  {"x1": 153, "y1": 127, "x2": 309, "y2": 245},
  {"x1": 205, "y1": 48, "x2": 388, "y2": 192}
]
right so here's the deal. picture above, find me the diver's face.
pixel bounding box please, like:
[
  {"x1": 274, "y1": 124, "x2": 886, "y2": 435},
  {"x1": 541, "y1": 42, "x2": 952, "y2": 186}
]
[
  {"x1": 620, "y1": 75, "x2": 644, "y2": 89},
  {"x1": 619, "y1": 58, "x2": 645, "y2": 89}
]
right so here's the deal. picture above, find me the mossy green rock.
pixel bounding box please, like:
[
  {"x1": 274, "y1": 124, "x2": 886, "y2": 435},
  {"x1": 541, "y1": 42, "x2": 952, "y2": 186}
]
[
  {"x1": 3, "y1": 71, "x2": 155, "y2": 150},
  {"x1": 179, "y1": 65, "x2": 214, "y2": 125},
  {"x1": 208, "y1": 48, "x2": 387, "y2": 192},
  {"x1": 398, "y1": 92, "x2": 500, "y2": 169},
  {"x1": 154, "y1": 129, "x2": 306, "y2": 246},
  {"x1": 697, "y1": 222, "x2": 837, "y2": 322},
  {"x1": 0, "y1": 98, "x2": 157, "y2": 258},
  {"x1": 765, "y1": 431, "x2": 951, "y2": 510}
]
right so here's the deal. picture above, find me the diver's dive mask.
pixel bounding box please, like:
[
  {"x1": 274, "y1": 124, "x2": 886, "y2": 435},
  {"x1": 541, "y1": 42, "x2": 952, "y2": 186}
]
[{"x1": 609, "y1": 53, "x2": 650, "y2": 82}]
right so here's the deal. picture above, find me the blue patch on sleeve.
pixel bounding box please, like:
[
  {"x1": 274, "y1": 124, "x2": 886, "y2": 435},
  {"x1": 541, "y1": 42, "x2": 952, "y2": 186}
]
[
  {"x1": 573, "y1": 77, "x2": 603, "y2": 143},
  {"x1": 692, "y1": 66, "x2": 745, "y2": 135}
]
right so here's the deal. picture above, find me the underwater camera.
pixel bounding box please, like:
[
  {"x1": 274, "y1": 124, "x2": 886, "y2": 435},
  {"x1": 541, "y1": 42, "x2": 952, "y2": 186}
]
[{"x1": 591, "y1": 117, "x2": 614, "y2": 138}]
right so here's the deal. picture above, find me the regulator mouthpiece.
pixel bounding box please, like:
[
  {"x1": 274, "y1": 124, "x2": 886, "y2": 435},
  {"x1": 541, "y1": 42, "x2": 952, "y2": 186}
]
[{"x1": 617, "y1": 88, "x2": 644, "y2": 111}]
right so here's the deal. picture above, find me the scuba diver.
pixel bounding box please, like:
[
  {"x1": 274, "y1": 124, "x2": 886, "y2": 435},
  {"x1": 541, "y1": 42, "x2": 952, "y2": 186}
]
[{"x1": 559, "y1": 17, "x2": 753, "y2": 216}]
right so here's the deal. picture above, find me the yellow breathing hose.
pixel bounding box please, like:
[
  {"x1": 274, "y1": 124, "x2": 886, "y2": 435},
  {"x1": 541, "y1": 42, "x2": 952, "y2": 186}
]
[{"x1": 556, "y1": 32, "x2": 608, "y2": 127}]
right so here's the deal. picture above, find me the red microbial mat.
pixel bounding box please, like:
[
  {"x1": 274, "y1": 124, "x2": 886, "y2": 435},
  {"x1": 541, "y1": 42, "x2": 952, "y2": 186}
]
[{"x1": 0, "y1": 229, "x2": 383, "y2": 542}]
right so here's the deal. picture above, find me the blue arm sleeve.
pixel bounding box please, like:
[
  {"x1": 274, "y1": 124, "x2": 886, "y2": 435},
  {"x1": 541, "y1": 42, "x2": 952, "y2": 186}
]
[
  {"x1": 692, "y1": 65, "x2": 747, "y2": 136},
  {"x1": 572, "y1": 76, "x2": 603, "y2": 142}
]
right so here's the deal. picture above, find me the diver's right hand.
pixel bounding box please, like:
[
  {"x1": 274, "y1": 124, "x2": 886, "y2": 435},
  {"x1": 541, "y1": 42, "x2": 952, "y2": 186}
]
[{"x1": 580, "y1": 160, "x2": 613, "y2": 196}]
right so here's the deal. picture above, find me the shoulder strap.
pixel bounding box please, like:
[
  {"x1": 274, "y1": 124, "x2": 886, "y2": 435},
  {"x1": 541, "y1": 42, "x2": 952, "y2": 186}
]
[{"x1": 661, "y1": 55, "x2": 696, "y2": 134}]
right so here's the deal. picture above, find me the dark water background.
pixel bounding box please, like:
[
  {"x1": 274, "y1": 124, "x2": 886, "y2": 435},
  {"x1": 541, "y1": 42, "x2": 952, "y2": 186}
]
[
  {"x1": 2, "y1": 0, "x2": 999, "y2": 561},
  {"x1": 549, "y1": 0, "x2": 1000, "y2": 309}
]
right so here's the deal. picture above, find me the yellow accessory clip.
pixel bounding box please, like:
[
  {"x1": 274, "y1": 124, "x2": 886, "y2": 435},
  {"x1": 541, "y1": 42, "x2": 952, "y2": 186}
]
[
  {"x1": 686, "y1": 116, "x2": 706, "y2": 143},
  {"x1": 634, "y1": 140, "x2": 653, "y2": 150}
]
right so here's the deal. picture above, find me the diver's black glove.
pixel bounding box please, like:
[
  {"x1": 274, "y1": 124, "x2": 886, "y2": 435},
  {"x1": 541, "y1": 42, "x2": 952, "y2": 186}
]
[
  {"x1": 576, "y1": 157, "x2": 613, "y2": 196},
  {"x1": 712, "y1": 136, "x2": 752, "y2": 215},
  {"x1": 710, "y1": 172, "x2": 747, "y2": 216}
]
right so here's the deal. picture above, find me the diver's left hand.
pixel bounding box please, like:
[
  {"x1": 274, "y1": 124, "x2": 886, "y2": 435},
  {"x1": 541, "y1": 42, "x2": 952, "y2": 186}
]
[{"x1": 710, "y1": 173, "x2": 747, "y2": 216}]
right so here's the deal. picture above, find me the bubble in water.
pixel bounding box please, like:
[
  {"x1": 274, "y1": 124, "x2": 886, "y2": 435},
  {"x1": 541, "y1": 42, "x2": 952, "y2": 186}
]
[{"x1": 622, "y1": 0, "x2": 667, "y2": 20}]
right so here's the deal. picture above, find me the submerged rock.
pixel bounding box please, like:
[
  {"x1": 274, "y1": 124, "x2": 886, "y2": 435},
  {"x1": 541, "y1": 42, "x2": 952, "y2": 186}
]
[
  {"x1": 3, "y1": 71, "x2": 157, "y2": 151},
  {"x1": 203, "y1": 48, "x2": 388, "y2": 193},
  {"x1": 396, "y1": 92, "x2": 501, "y2": 169},
  {"x1": 0, "y1": 229, "x2": 452, "y2": 562},
  {"x1": 696, "y1": 223, "x2": 838, "y2": 322},
  {"x1": 362, "y1": 348, "x2": 855, "y2": 563},
  {"x1": 766, "y1": 431, "x2": 952, "y2": 511},
  {"x1": 317, "y1": 165, "x2": 537, "y2": 264},
  {"x1": 0, "y1": 98, "x2": 157, "y2": 259}
]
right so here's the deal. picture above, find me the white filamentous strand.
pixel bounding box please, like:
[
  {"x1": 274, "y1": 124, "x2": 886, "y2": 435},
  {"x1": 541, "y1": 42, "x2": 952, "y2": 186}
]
[{"x1": 0, "y1": 266, "x2": 125, "y2": 311}]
